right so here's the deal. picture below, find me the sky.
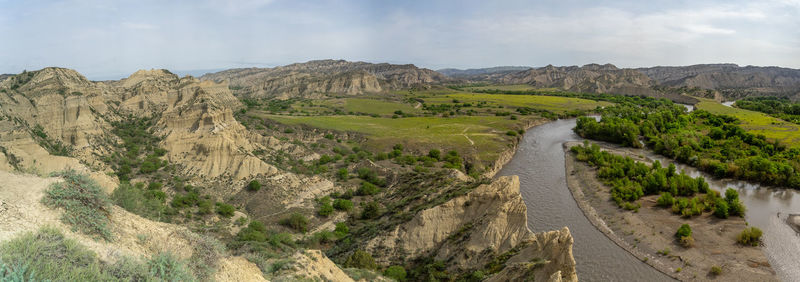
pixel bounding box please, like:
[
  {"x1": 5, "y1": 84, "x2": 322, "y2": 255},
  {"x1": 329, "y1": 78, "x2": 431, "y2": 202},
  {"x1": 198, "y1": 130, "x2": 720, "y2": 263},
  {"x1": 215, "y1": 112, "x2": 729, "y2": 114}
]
[{"x1": 1, "y1": 0, "x2": 799, "y2": 80}]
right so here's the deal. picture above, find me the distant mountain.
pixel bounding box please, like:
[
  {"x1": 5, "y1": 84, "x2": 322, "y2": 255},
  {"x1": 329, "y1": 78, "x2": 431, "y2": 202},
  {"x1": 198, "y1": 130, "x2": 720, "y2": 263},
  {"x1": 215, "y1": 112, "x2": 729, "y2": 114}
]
[
  {"x1": 201, "y1": 59, "x2": 451, "y2": 99},
  {"x1": 638, "y1": 64, "x2": 800, "y2": 100},
  {"x1": 0, "y1": 74, "x2": 13, "y2": 82},
  {"x1": 437, "y1": 66, "x2": 531, "y2": 79}
]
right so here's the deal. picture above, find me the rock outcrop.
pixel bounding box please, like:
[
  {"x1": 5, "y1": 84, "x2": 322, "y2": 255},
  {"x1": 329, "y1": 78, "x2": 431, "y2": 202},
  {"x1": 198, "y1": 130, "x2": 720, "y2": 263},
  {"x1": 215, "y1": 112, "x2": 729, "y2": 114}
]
[
  {"x1": 366, "y1": 176, "x2": 577, "y2": 281},
  {"x1": 200, "y1": 59, "x2": 451, "y2": 99},
  {"x1": 638, "y1": 64, "x2": 800, "y2": 100}
]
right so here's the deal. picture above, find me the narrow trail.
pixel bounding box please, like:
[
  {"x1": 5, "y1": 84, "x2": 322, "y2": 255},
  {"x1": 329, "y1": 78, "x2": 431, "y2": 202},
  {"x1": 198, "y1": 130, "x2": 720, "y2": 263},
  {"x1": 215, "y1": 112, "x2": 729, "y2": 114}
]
[{"x1": 461, "y1": 127, "x2": 475, "y2": 145}]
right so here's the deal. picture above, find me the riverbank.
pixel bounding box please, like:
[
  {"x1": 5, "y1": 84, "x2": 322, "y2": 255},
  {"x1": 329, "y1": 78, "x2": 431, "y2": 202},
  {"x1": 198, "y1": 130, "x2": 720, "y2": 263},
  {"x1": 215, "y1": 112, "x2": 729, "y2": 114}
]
[{"x1": 563, "y1": 141, "x2": 777, "y2": 281}]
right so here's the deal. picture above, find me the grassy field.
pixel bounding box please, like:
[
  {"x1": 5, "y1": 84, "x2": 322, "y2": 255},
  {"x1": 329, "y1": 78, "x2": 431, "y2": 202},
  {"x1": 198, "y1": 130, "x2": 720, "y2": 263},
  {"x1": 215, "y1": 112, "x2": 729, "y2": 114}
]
[
  {"x1": 695, "y1": 99, "x2": 800, "y2": 146},
  {"x1": 337, "y1": 98, "x2": 421, "y2": 115},
  {"x1": 464, "y1": 84, "x2": 538, "y2": 91},
  {"x1": 423, "y1": 93, "x2": 612, "y2": 113},
  {"x1": 253, "y1": 112, "x2": 536, "y2": 165},
  {"x1": 288, "y1": 98, "x2": 421, "y2": 116}
]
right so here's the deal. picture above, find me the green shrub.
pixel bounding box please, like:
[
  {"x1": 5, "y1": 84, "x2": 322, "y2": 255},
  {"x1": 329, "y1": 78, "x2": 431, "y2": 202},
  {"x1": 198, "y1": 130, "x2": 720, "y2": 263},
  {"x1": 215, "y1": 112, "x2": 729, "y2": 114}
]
[
  {"x1": 384, "y1": 265, "x2": 407, "y2": 281},
  {"x1": 0, "y1": 257, "x2": 32, "y2": 281},
  {"x1": 41, "y1": 170, "x2": 113, "y2": 241},
  {"x1": 361, "y1": 201, "x2": 381, "y2": 219},
  {"x1": 147, "y1": 252, "x2": 195, "y2": 281},
  {"x1": 317, "y1": 197, "x2": 334, "y2": 217},
  {"x1": 344, "y1": 250, "x2": 377, "y2": 270},
  {"x1": 147, "y1": 182, "x2": 163, "y2": 190},
  {"x1": 428, "y1": 149, "x2": 441, "y2": 161},
  {"x1": 197, "y1": 200, "x2": 213, "y2": 215},
  {"x1": 236, "y1": 221, "x2": 273, "y2": 243},
  {"x1": 656, "y1": 192, "x2": 675, "y2": 207},
  {"x1": 710, "y1": 265, "x2": 722, "y2": 276},
  {"x1": 280, "y1": 213, "x2": 309, "y2": 233},
  {"x1": 506, "y1": 130, "x2": 518, "y2": 136},
  {"x1": 714, "y1": 199, "x2": 729, "y2": 218},
  {"x1": 357, "y1": 181, "x2": 380, "y2": 196},
  {"x1": 247, "y1": 180, "x2": 261, "y2": 192},
  {"x1": 333, "y1": 199, "x2": 354, "y2": 211},
  {"x1": 0, "y1": 227, "x2": 155, "y2": 281},
  {"x1": 466, "y1": 270, "x2": 485, "y2": 282},
  {"x1": 675, "y1": 224, "x2": 692, "y2": 239},
  {"x1": 215, "y1": 203, "x2": 235, "y2": 218},
  {"x1": 334, "y1": 222, "x2": 349, "y2": 237},
  {"x1": 737, "y1": 227, "x2": 763, "y2": 246},
  {"x1": 337, "y1": 168, "x2": 349, "y2": 181},
  {"x1": 112, "y1": 182, "x2": 167, "y2": 221}
]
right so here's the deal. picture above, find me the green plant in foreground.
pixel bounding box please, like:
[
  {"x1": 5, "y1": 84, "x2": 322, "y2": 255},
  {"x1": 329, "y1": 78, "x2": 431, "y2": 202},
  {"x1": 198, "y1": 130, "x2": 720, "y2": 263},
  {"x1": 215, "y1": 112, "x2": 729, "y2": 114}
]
[
  {"x1": 147, "y1": 252, "x2": 195, "y2": 281},
  {"x1": 41, "y1": 170, "x2": 113, "y2": 241}
]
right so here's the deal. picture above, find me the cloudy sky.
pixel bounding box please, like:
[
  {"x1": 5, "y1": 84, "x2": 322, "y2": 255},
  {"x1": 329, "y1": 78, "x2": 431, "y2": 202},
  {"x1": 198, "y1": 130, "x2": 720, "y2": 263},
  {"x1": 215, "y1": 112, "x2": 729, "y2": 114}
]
[{"x1": 1, "y1": 0, "x2": 798, "y2": 79}]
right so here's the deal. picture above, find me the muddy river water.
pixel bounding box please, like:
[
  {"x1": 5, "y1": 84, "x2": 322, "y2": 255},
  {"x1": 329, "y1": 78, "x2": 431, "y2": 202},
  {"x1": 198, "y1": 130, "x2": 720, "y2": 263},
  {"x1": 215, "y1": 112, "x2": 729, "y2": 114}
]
[{"x1": 497, "y1": 118, "x2": 800, "y2": 281}]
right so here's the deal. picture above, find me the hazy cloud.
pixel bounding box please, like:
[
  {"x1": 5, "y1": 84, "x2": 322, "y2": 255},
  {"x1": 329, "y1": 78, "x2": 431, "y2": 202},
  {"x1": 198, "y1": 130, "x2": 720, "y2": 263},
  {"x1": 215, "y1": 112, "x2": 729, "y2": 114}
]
[{"x1": 0, "y1": 0, "x2": 797, "y2": 79}]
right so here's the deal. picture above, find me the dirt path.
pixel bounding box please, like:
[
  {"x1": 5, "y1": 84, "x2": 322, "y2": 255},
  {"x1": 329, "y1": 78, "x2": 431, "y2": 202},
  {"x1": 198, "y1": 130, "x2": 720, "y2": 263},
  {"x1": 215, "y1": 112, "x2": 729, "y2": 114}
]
[{"x1": 460, "y1": 126, "x2": 475, "y2": 145}]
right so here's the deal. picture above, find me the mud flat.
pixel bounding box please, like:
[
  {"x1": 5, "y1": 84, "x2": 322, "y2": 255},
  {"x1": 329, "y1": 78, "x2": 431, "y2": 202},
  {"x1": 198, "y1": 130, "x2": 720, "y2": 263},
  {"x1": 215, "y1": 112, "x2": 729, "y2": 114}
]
[{"x1": 563, "y1": 141, "x2": 777, "y2": 281}]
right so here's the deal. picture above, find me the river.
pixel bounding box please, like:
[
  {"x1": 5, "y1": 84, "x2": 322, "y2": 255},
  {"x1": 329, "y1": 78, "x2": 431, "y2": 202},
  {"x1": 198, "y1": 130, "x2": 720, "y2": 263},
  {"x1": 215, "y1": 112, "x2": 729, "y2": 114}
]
[
  {"x1": 496, "y1": 119, "x2": 674, "y2": 281},
  {"x1": 498, "y1": 118, "x2": 800, "y2": 281}
]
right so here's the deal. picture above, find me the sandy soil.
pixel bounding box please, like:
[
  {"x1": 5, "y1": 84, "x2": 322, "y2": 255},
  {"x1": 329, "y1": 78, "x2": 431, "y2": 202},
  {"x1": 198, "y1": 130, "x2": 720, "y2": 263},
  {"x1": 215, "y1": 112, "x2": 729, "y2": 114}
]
[{"x1": 563, "y1": 142, "x2": 777, "y2": 281}]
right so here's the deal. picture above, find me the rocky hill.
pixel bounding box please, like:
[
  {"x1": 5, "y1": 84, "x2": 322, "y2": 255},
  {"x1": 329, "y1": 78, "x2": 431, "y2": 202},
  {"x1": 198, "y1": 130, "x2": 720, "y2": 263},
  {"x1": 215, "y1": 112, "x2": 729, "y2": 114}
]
[
  {"x1": 0, "y1": 67, "x2": 577, "y2": 281},
  {"x1": 437, "y1": 66, "x2": 532, "y2": 79},
  {"x1": 200, "y1": 60, "x2": 451, "y2": 99},
  {"x1": 638, "y1": 64, "x2": 800, "y2": 100}
]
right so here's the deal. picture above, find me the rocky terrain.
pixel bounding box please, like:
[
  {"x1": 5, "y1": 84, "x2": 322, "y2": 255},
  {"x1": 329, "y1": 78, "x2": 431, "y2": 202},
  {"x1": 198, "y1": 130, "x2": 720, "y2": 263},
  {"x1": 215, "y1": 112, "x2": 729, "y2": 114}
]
[
  {"x1": 201, "y1": 59, "x2": 451, "y2": 99},
  {"x1": 437, "y1": 66, "x2": 531, "y2": 79},
  {"x1": 638, "y1": 64, "x2": 800, "y2": 100},
  {"x1": 0, "y1": 66, "x2": 577, "y2": 281}
]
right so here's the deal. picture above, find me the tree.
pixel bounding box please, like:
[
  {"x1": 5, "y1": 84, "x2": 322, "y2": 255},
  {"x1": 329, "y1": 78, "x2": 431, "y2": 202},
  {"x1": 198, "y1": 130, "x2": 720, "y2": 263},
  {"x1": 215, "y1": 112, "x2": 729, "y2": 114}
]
[
  {"x1": 361, "y1": 201, "x2": 381, "y2": 219},
  {"x1": 317, "y1": 197, "x2": 334, "y2": 217},
  {"x1": 384, "y1": 266, "x2": 407, "y2": 281},
  {"x1": 247, "y1": 180, "x2": 261, "y2": 192},
  {"x1": 333, "y1": 198, "x2": 353, "y2": 211},
  {"x1": 345, "y1": 250, "x2": 377, "y2": 270},
  {"x1": 215, "y1": 203, "x2": 235, "y2": 218},
  {"x1": 714, "y1": 199, "x2": 729, "y2": 219},
  {"x1": 336, "y1": 168, "x2": 349, "y2": 181},
  {"x1": 357, "y1": 181, "x2": 380, "y2": 196}
]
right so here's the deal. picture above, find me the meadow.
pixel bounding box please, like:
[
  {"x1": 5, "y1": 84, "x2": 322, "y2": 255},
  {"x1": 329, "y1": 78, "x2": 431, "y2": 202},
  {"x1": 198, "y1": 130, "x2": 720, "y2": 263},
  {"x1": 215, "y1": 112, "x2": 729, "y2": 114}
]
[
  {"x1": 695, "y1": 100, "x2": 800, "y2": 146},
  {"x1": 423, "y1": 93, "x2": 612, "y2": 113},
  {"x1": 253, "y1": 113, "x2": 536, "y2": 166}
]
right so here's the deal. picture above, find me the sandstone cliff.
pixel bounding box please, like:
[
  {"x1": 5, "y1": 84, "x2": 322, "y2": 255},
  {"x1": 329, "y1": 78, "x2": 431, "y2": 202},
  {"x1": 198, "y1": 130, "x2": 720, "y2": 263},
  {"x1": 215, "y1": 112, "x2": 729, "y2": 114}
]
[
  {"x1": 366, "y1": 176, "x2": 577, "y2": 281},
  {"x1": 638, "y1": 64, "x2": 800, "y2": 100},
  {"x1": 200, "y1": 59, "x2": 450, "y2": 99}
]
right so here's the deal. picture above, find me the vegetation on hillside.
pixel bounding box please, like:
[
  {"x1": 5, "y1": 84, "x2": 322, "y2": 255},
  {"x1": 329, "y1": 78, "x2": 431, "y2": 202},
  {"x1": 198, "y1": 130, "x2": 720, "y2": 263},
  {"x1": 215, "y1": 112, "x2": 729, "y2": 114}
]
[
  {"x1": 42, "y1": 170, "x2": 113, "y2": 241},
  {"x1": 0, "y1": 227, "x2": 196, "y2": 281}
]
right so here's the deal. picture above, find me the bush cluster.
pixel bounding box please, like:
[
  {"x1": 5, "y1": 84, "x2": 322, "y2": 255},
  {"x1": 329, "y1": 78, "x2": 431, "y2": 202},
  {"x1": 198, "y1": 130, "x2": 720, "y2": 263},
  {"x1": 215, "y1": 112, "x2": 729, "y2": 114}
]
[{"x1": 42, "y1": 170, "x2": 113, "y2": 241}]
